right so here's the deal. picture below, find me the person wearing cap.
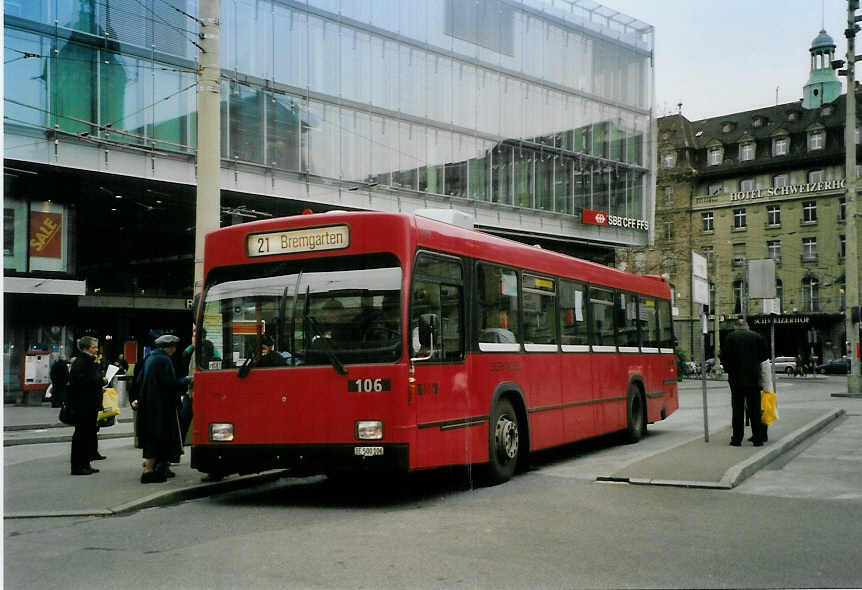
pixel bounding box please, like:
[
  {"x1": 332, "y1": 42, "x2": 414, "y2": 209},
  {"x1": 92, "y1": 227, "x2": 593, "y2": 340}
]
[
  {"x1": 135, "y1": 334, "x2": 190, "y2": 483},
  {"x1": 257, "y1": 334, "x2": 286, "y2": 367}
]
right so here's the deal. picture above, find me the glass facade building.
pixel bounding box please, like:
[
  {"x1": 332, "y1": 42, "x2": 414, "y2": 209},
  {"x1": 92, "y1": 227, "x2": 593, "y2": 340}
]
[
  {"x1": 3, "y1": 0, "x2": 654, "y2": 399},
  {"x1": 6, "y1": 0, "x2": 654, "y2": 231}
]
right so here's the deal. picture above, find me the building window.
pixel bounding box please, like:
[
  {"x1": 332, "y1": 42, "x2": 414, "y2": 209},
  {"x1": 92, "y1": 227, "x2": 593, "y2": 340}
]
[
  {"x1": 857, "y1": 127, "x2": 861, "y2": 144},
  {"x1": 808, "y1": 129, "x2": 825, "y2": 151},
  {"x1": 767, "y1": 240, "x2": 781, "y2": 263},
  {"x1": 663, "y1": 221, "x2": 673, "y2": 240},
  {"x1": 773, "y1": 137, "x2": 789, "y2": 156},
  {"x1": 802, "y1": 237, "x2": 817, "y2": 261},
  {"x1": 722, "y1": 123, "x2": 733, "y2": 133},
  {"x1": 708, "y1": 182, "x2": 723, "y2": 196},
  {"x1": 802, "y1": 276, "x2": 820, "y2": 312},
  {"x1": 662, "y1": 152, "x2": 676, "y2": 168},
  {"x1": 808, "y1": 169, "x2": 824, "y2": 183},
  {"x1": 739, "y1": 142, "x2": 755, "y2": 161},
  {"x1": 773, "y1": 174, "x2": 788, "y2": 188},
  {"x1": 841, "y1": 234, "x2": 846, "y2": 259},
  {"x1": 702, "y1": 211, "x2": 714, "y2": 232},
  {"x1": 663, "y1": 186, "x2": 673, "y2": 203},
  {"x1": 753, "y1": 117, "x2": 763, "y2": 128},
  {"x1": 802, "y1": 201, "x2": 817, "y2": 223},
  {"x1": 788, "y1": 112, "x2": 798, "y2": 121},
  {"x1": 840, "y1": 197, "x2": 846, "y2": 221},
  {"x1": 733, "y1": 279, "x2": 744, "y2": 313},
  {"x1": 703, "y1": 245, "x2": 714, "y2": 265},
  {"x1": 739, "y1": 178, "x2": 754, "y2": 192},
  {"x1": 733, "y1": 208, "x2": 747, "y2": 229},
  {"x1": 767, "y1": 205, "x2": 781, "y2": 226},
  {"x1": 707, "y1": 146, "x2": 723, "y2": 166}
]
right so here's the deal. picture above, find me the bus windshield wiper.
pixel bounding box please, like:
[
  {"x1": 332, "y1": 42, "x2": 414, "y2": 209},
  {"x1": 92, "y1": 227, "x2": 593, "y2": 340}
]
[
  {"x1": 304, "y1": 312, "x2": 348, "y2": 376},
  {"x1": 287, "y1": 270, "x2": 303, "y2": 362}
]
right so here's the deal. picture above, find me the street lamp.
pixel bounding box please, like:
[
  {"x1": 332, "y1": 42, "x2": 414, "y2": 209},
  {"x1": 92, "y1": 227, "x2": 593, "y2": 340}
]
[{"x1": 835, "y1": 0, "x2": 862, "y2": 392}]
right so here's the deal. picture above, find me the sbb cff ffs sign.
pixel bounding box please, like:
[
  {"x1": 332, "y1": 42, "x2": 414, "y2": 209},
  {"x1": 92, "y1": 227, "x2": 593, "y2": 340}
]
[{"x1": 582, "y1": 208, "x2": 649, "y2": 231}]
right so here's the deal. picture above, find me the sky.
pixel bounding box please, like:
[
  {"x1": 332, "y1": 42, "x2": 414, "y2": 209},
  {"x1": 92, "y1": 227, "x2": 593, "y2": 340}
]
[{"x1": 600, "y1": 0, "x2": 849, "y2": 121}]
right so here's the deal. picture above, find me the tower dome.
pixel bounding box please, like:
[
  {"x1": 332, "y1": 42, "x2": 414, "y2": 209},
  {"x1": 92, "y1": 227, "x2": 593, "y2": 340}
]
[{"x1": 802, "y1": 29, "x2": 842, "y2": 109}]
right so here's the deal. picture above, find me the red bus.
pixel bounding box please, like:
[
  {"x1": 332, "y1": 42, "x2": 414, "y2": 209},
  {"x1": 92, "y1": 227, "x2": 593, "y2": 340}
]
[{"x1": 191, "y1": 211, "x2": 678, "y2": 484}]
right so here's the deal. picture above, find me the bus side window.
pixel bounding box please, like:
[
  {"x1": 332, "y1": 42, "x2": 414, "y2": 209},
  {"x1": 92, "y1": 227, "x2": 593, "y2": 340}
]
[
  {"x1": 617, "y1": 292, "x2": 640, "y2": 348},
  {"x1": 476, "y1": 263, "x2": 520, "y2": 348},
  {"x1": 589, "y1": 287, "x2": 616, "y2": 348},
  {"x1": 558, "y1": 280, "x2": 588, "y2": 346},
  {"x1": 657, "y1": 299, "x2": 674, "y2": 349},
  {"x1": 640, "y1": 297, "x2": 659, "y2": 348}
]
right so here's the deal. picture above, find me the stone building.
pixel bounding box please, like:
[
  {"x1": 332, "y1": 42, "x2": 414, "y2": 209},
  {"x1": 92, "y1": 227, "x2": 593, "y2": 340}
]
[{"x1": 620, "y1": 29, "x2": 858, "y2": 366}]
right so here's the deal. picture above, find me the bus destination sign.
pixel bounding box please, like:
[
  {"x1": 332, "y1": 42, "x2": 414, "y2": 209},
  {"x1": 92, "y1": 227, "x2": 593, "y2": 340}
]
[{"x1": 247, "y1": 224, "x2": 350, "y2": 257}]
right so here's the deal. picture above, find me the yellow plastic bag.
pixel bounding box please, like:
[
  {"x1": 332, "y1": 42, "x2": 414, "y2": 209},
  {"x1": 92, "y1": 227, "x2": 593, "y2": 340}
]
[
  {"x1": 97, "y1": 388, "x2": 121, "y2": 422},
  {"x1": 761, "y1": 391, "x2": 778, "y2": 425}
]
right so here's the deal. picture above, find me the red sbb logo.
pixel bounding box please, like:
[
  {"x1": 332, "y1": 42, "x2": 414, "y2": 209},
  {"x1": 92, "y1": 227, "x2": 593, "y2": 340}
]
[
  {"x1": 594, "y1": 213, "x2": 606, "y2": 224},
  {"x1": 582, "y1": 208, "x2": 609, "y2": 226}
]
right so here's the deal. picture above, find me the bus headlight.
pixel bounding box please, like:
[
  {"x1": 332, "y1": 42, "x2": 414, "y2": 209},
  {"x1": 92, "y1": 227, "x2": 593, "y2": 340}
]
[
  {"x1": 209, "y1": 423, "x2": 234, "y2": 442},
  {"x1": 356, "y1": 420, "x2": 383, "y2": 440}
]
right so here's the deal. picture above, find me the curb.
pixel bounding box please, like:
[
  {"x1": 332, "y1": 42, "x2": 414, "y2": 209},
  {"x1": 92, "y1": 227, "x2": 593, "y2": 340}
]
[
  {"x1": 719, "y1": 408, "x2": 845, "y2": 488},
  {"x1": 4, "y1": 470, "x2": 291, "y2": 519},
  {"x1": 4, "y1": 432, "x2": 134, "y2": 447}
]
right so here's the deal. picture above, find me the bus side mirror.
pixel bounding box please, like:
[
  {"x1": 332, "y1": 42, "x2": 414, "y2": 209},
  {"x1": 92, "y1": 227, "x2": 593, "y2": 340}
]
[{"x1": 418, "y1": 313, "x2": 437, "y2": 347}]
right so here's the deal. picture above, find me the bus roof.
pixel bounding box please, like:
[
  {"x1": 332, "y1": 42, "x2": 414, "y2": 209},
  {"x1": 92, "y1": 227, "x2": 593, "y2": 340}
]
[{"x1": 204, "y1": 211, "x2": 670, "y2": 300}]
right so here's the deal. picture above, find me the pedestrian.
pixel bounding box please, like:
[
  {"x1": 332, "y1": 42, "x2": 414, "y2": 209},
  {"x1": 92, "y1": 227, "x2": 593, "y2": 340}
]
[
  {"x1": 49, "y1": 355, "x2": 70, "y2": 408},
  {"x1": 113, "y1": 353, "x2": 129, "y2": 374},
  {"x1": 68, "y1": 336, "x2": 107, "y2": 475},
  {"x1": 133, "y1": 334, "x2": 190, "y2": 484},
  {"x1": 720, "y1": 318, "x2": 769, "y2": 447}
]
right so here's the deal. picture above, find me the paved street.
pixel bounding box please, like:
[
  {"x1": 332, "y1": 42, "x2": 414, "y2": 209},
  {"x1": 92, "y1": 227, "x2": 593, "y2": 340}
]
[{"x1": 4, "y1": 375, "x2": 862, "y2": 589}]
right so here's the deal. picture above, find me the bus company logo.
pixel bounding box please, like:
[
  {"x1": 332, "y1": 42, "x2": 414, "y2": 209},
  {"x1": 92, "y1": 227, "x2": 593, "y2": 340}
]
[{"x1": 582, "y1": 208, "x2": 608, "y2": 226}]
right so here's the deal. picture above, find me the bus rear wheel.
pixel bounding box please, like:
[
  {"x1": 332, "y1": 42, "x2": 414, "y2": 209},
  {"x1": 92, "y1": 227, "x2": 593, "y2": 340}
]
[
  {"x1": 486, "y1": 398, "x2": 520, "y2": 485},
  {"x1": 625, "y1": 385, "x2": 646, "y2": 443}
]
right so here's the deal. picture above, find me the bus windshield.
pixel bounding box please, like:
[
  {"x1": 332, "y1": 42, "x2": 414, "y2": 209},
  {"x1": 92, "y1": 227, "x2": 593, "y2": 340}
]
[{"x1": 198, "y1": 253, "x2": 402, "y2": 370}]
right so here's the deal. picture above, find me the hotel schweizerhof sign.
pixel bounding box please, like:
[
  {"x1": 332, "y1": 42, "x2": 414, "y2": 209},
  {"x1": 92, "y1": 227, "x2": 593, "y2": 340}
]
[{"x1": 695, "y1": 178, "x2": 845, "y2": 205}]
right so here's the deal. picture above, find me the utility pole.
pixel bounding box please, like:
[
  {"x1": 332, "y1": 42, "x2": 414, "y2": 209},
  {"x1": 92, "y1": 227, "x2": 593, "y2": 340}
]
[
  {"x1": 843, "y1": 0, "x2": 862, "y2": 393},
  {"x1": 194, "y1": 0, "x2": 221, "y2": 295}
]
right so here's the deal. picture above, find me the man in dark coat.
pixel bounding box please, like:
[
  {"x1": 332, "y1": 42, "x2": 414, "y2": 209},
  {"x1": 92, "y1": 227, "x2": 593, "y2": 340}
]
[
  {"x1": 257, "y1": 334, "x2": 286, "y2": 367},
  {"x1": 68, "y1": 337, "x2": 106, "y2": 475},
  {"x1": 49, "y1": 356, "x2": 70, "y2": 408},
  {"x1": 720, "y1": 318, "x2": 769, "y2": 447},
  {"x1": 135, "y1": 334, "x2": 190, "y2": 483}
]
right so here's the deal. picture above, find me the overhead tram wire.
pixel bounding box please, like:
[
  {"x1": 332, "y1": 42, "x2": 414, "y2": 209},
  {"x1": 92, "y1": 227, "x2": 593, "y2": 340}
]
[{"x1": 4, "y1": 48, "x2": 198, "y2": 75}]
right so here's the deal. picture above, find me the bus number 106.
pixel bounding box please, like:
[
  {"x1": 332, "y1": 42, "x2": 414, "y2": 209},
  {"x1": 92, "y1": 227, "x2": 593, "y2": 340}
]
[{"x1": 348, "y1": 378, "x2": 391, "y2": 393}]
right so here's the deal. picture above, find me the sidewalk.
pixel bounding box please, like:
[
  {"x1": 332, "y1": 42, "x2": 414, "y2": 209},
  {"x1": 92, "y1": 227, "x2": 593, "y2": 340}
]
[
  {"x1": 2, "y1": 401, "x2": 847, "y2": 518},
  {"x1": 598, "y1": 407, "x2": 844, "y2": 488},
  {"x1": 3, "y1": 404, "x2": 287, "y2": 518}
]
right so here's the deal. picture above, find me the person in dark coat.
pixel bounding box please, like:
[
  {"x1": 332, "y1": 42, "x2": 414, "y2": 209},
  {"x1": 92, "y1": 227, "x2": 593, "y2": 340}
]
[
  {"x1": 49, "y1": 356, "x2": 70, "y2": 408},
  {"x1": 68, "y1": 337, "x2": 106, "y2": 475},
  {"x1": 720, "y1": 318, "x2": 769, "y2": 447},
  {"x1": 135, "y1": 334, "x2": 190, "y2": 483},
  {"x1": 257, "y1": 334, "x2": 286, "y2": 367}
]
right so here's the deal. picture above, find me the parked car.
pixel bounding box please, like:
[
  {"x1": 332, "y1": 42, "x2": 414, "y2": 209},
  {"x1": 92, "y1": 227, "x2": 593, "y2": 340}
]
[
  {"x1": 815, "y1": 358, "x2": 850, "y2": 374},
  {"x1": 770, "y1": 356, "x2": 797, "y2": 375}
]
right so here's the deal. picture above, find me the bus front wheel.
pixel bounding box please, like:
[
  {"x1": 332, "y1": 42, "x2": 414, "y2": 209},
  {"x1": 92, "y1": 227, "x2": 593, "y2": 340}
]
[
  {"x1": 625, "y1": 385, "x2": 646, "y2": 443},
  {"x1": 486, "y1": 398, "x2": 520, "y2": 485}
]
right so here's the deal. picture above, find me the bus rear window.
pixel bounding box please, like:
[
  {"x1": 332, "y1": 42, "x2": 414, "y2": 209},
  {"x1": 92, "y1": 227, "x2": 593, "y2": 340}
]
[{"x1": 199, "y1": 253, "x2": 402, "y2": 370}]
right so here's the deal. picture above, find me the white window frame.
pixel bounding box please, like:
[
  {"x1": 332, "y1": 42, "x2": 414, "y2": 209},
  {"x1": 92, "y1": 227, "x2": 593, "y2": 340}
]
[
  {"x1": 773, "y1": 174, "x2": 788, "y2": 188},
  {"x1": 733, "y1": 208, "x2": 747, "y2": 229},
  {"x1": 662, "y1": 152, "x2": 676, "y2": 168},
  {"x1": 708, "y1": 182, "x2": 722, "y2": 196},
  {"x1": 663, "y1": 186, "x2": 673, "y2": 203},
  {"x1": 739, "y1": 178, "x2": 754, "y2": 192},
  {"x1": 808, "y1": 169, "x2": 825, "y2": 183},
  {"x1": 702, "y1": 211, "x2": 714, "y2": 232},
  {"x1": 767, "y1": 205, "x2": 781, "y2": 226},
  {"x1": 707, "y1": 146, "x2": 723, "y2": 166},
  {"x1": 739, "y1": 142, "x2": 755, "y2": 161},
  {"x1": 802, "y1": 201, "x2": 817, "y2": 223},
  {"x1": 802, "y1": 237, "x2": 817, "y2": 260},
  {"x1": 767, "y1": 240, "x2": 781, "y2": 262},
  {"x1": 773, "y1": 137, "x2": 788, "y2": 156},
  {"x1": 808, "y1": 129, "x2": 825, "y2": 151}
]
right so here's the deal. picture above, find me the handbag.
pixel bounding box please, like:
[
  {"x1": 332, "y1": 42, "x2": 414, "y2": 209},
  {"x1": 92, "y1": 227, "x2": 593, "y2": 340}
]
[
  {"x1": 761, "y1": 390, "x2": 778, "y2": 425},
  {"x1": 58, "y1": 402, "x2": 74, "y2": 425},
  {"x1": 97, "y1": 388, "x2": 121, "y2": 427}
]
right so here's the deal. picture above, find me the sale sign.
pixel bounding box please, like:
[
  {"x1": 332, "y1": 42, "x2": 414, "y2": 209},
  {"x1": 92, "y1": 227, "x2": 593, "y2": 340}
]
[{"x1": 29, "y1": 212, "x2": 63, "y2": 259}]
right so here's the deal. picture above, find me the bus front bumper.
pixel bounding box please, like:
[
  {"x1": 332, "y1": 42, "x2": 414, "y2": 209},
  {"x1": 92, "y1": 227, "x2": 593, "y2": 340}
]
[{"x1": 191, "y1": 443, "x2": 409, "y2": 477}]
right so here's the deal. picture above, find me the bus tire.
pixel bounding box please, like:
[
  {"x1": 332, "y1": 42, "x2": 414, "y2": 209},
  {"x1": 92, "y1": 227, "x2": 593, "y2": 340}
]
[
  {"x1": 624, "y1": 385, "x2": 646, "y2": 444},
  {"x1": 485, "y1": 398, "x2": 520, "y2": 485}
]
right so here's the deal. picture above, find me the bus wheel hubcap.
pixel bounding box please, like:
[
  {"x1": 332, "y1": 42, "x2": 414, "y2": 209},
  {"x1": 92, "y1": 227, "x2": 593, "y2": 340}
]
[{"x1": 495, "y1": 416, "x2": 518, "y2": 462}]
